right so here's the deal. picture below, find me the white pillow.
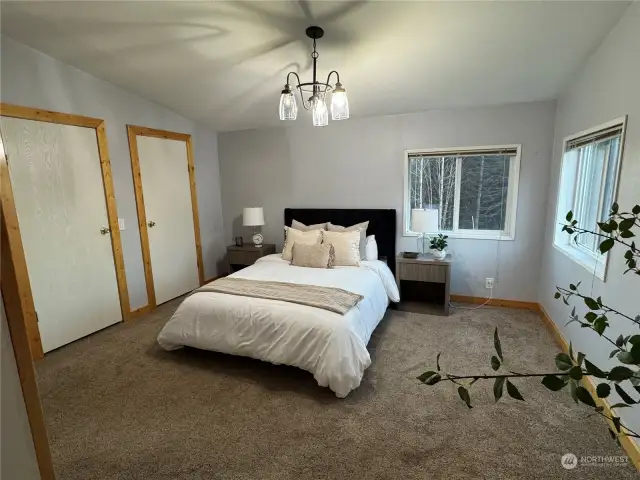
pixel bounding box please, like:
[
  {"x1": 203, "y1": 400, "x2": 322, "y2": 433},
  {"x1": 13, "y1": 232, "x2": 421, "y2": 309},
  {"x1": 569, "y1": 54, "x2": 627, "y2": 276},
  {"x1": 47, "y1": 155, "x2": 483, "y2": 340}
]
[
  {"x1": 321, "y1": 230, "x2": 361, "y2": 266},
  {"x1": 282, "y1": 227, "x2": 322, "y2": 261},
  {"x1": 365, "y1": 235, "x2": 378, "y2": 261},
  {"x1": 327, "y1": 221, "x2": 369, "y2": 260}
]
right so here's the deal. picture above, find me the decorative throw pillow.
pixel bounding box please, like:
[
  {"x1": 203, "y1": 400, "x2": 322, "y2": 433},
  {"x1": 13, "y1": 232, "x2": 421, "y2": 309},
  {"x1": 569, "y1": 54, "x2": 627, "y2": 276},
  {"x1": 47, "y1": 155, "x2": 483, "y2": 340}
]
[
  {"x1": 285, "y1": 220, "x2": 327, "y2": 242},
  {"x1": 291, "y1": 243, "x2": 335, "y2": 268},
  {"x1": 365, "y1": 235, "x2": 378, "y2": 261},
  {"x1": 282, "y1": 227, "x2": 322, "y2": 261},
  {"x1": 327, "y1": 221, "x2": 369, "y2": 260},
  {"x1": 321, "y1": 230, "x2": 361, "y2": 266}
]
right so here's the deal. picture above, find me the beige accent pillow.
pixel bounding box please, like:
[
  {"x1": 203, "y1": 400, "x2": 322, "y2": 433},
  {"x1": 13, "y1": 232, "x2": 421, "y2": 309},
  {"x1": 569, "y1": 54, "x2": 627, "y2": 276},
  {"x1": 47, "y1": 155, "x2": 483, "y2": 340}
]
[
  {"x1": 291, "y1": 243, "x2": 335, "y2": 268},
  {"x1": 321, "y1": 230, "x2": 361, "y2": 266},
  {"x1": 327, "y1": 221, "x2": 369, "y2": 260},
  {"x1": 282, "y1": 227, "x2": 322, "y2": 261},
  {"x1": 285, "y1": 220, "x2": 327, "y2": 243}
]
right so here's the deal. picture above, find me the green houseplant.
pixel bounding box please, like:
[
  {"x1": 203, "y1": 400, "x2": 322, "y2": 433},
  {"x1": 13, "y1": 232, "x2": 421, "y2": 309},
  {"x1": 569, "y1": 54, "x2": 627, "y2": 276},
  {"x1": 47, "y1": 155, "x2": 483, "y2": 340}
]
[
  {"x1": 429, "y1": 234, "x2": 448, "y2": 260},
  {"x1": 418, "y1": 202, "x2": 640, "y2": 444}
]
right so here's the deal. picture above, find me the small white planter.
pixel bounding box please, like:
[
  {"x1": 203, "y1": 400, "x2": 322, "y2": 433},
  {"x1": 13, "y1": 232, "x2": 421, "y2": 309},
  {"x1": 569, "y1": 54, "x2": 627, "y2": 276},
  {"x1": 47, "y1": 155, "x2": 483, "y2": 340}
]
[{"x1": 431, "y1": 249, "x2": 446, "y2": 260}]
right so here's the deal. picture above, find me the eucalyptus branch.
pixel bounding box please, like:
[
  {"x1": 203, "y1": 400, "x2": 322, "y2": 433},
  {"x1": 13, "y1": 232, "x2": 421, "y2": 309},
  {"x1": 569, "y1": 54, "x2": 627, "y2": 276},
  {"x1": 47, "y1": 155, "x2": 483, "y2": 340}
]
[
  {"x1": 595, "y1": 410, "x2": 640, "y2": 439},
  {"x1": 569, "y1": 318, "x2": 625, "y2": 351},
  {"x1": 559, "y1": 223, "x2": 638, "y2": 253},
  {"x1": 556, "y1": 286, "x2": 639, "y2": 325}
]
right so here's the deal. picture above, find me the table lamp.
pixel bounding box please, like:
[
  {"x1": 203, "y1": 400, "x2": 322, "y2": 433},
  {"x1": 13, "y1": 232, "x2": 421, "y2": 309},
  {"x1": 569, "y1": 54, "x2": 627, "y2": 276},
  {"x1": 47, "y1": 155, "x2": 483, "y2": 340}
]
[
  {"x1": 411, "y1": 208, "x2": 439, "y2": 254},
  {"x1": 243, "y1": 207, "x2": 265, "y2": 247}
]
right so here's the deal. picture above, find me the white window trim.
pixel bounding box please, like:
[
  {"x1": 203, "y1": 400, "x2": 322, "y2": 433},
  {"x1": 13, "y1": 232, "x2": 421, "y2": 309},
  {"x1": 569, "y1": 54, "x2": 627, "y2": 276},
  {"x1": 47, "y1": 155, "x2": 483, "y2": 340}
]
[
  {"x1": 553, "y1": 116, "x2": 627, "y2": 282},
  {"x1": 403, "y1": 144, "x2": 521, "y2": 241}
]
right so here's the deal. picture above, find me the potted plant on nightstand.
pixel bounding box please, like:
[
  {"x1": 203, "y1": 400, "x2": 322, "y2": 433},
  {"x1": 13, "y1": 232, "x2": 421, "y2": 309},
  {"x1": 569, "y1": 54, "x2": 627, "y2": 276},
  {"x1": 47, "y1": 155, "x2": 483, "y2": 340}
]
[{"x1": 429, "y1": 234, "x2": 448, "y2": 260}]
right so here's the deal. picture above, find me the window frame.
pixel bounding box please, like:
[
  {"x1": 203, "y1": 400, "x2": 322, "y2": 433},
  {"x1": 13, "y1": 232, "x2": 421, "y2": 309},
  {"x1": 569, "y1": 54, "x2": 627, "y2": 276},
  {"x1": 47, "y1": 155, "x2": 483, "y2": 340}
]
[
  {"x1": 403, "y1": 144, "x2": 522, "y2": 240},
  {"x1": 553, "y1": 116, "x2": 627, "y2": 281}
]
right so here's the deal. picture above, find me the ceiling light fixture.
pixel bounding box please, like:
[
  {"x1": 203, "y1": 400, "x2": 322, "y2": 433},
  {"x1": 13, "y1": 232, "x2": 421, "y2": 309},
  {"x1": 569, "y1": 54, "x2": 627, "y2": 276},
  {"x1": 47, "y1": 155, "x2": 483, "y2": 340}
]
[{"x1": 279, "y1": 26, "x2": 349, "y2": 126}]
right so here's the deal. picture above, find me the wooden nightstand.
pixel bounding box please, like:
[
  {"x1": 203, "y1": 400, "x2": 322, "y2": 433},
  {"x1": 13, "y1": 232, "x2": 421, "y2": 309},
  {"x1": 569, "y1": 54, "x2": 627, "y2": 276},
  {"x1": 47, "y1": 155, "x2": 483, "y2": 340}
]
[
  {"x1": 227, "y1": 244, "x2": 276, "y2": 273},
  {"x1": 395, "y1": 254, "x2": 452, "y2": 316}
]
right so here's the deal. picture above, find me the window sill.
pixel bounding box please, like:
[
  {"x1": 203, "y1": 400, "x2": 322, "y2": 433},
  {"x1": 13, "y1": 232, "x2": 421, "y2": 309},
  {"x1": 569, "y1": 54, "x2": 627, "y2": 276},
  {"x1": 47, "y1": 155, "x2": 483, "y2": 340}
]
[
  {"x1": 553, "y1": 241, "x2": 606, "y2": 281},
  {"x1": 403, "y1": 231, "x2": 515, "y2": 241}
]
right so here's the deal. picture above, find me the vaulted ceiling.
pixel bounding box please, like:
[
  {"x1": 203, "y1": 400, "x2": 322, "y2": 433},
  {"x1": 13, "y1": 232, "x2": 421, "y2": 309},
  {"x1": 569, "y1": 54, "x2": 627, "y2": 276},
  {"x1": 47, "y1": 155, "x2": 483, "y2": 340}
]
[{"x1": 0, "y1": 1, "x2": 630, "y2": 131}]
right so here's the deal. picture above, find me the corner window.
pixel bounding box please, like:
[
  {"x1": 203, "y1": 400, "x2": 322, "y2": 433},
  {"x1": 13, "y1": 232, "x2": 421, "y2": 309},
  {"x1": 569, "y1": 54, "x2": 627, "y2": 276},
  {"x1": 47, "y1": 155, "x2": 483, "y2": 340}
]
[
  {"x1": 403, "y1": 145, "x2": 521, "y2": 240},
  {"x1": 554, "y1": 118, "x2": 626, "y2": 280}
]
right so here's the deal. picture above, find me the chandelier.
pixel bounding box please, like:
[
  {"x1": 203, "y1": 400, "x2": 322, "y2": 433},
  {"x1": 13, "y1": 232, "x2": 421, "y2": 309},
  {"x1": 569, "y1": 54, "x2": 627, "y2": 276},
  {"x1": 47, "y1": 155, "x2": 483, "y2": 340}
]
[{"x1": 278, "y1": 26, "x2": 349, "y2": 127}]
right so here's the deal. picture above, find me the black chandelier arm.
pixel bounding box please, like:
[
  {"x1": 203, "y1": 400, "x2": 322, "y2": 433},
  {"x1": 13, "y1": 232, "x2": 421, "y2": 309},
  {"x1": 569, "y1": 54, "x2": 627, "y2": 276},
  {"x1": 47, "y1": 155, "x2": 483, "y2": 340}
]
[
  {"x1": 325, "y1": 70, "x2": 340, "y2": 87},
  {"x1": 286, "y1": 71, "x2": 303, "y2": 89},
  {"x1": 285, "y1": 71, "x2": 311, "y2": 110}
]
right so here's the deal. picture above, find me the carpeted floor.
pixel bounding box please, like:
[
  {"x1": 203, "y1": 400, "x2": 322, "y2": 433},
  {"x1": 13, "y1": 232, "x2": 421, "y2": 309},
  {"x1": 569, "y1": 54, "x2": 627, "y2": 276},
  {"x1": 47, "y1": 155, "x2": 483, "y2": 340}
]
[{"x1": 36, "y1": 299, "x2": 637, "y2": 479}]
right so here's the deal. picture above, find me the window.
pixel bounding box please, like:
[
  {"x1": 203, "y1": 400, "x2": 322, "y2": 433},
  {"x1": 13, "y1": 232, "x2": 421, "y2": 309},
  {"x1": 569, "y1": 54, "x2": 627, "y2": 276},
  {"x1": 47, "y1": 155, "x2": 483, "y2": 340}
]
[
  {"x1": 554, "y1": 118, "x2": 626, "y2": 280},
  {"x1": 403, "y1": 145, "x2": 521, "y2": 239}
]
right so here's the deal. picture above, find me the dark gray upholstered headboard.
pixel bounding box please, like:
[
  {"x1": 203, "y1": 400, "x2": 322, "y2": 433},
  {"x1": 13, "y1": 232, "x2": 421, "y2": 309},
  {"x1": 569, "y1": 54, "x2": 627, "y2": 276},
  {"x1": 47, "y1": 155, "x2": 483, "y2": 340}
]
[{"x1": 284, "y1": 208, "x2": 397, "y2": 274}]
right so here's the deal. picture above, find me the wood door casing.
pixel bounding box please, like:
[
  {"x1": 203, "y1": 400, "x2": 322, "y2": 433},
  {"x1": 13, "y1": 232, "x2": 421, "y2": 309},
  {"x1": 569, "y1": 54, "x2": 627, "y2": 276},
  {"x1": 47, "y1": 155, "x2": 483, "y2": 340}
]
[
  {"x1": 0, "y1": 103, "x2": 130, "y2": 359},
  {"x1": 127, "y1": 125, "x2": 204, "y2": 309}
]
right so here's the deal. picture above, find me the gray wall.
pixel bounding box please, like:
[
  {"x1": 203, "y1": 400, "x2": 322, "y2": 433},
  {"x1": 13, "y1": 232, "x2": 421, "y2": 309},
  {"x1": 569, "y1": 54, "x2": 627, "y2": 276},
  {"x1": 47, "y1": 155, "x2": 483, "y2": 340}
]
[
  {"x1": 1, "y1": 297, "x2": 41, "y2": 480},
  {"x1": 1, "y1": 36, "x2": 227, "y2": 310},
  {"x1": 218, "y1": 101, "x2": 556, "y2": 301},
  {"x1": 538, "y1": 4, "x2": 640, "y2": 435}
]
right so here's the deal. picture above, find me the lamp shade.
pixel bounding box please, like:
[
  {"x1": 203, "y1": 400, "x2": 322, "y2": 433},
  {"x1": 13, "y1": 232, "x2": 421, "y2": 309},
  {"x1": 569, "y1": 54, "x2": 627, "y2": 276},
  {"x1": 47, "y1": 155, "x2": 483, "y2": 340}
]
[
  {"x1": 411, "y1": 209, "x2": 439, "y2": 233},
  {"x1": 243, "y1": 207, "x2": 265, "y2": 226}
]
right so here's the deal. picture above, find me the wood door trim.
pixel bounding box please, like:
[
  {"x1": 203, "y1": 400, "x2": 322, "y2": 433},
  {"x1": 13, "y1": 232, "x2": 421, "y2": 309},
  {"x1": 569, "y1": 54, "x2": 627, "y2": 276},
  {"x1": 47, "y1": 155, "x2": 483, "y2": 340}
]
[
  {"x1": 1, "y1": 139, "x2": 56, "y2": 478},
  {"x1": 127, "y1": 125, "x2": 205, "y2": 310},
  {"x1": 0, "y1": 103, "x2": 131, "y2": 345}
]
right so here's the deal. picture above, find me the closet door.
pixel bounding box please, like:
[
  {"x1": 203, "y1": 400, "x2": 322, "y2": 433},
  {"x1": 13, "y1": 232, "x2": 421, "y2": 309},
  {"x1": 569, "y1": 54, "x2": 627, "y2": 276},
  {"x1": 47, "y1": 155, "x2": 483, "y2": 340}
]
[
  {"x1": 135, "y1": 134, "x2": 201, "y2": 305},
  {"x1": 1, "y1": 117, "x2": 123, "y2": 353}
]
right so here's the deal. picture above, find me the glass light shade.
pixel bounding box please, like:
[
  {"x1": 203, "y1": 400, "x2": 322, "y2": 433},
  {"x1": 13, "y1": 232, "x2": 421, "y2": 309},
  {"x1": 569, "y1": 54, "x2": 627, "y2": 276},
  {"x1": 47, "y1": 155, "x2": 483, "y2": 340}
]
[
  {"x1": 331, "y1": 89, "x2": 349, "y2": 120},
  {"x1": 312, "y1": 96, "x2": 328, "y2": 127},
  {"x1": 279, "y1": 92, "x2": 297, "y2": 120}
]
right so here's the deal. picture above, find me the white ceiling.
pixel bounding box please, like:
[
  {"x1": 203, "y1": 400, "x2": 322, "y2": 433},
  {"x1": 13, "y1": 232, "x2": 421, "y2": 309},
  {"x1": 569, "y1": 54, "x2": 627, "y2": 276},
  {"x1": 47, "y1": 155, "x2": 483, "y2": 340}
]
[{"x1": 0, "y1": 1, "x2": 631, "y2": 131}]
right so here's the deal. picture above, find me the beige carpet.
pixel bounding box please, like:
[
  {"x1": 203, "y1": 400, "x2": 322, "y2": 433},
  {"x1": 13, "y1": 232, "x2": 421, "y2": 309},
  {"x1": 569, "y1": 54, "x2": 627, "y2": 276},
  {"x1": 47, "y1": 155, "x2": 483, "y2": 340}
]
[{"x1": 36, "y1": 299, "x2": 638, "y2": 479}]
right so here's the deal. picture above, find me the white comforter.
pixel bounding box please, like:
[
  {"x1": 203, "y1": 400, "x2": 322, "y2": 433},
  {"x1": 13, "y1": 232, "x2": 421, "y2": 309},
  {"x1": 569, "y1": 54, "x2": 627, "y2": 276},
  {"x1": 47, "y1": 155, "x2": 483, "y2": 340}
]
[{"x1": 157, "y1": 254, "x2": 400, "y2": 397}]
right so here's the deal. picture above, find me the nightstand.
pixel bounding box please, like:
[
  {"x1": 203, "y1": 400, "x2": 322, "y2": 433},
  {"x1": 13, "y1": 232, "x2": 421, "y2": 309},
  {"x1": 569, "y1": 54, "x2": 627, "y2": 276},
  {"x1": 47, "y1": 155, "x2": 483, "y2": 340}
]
[
  {"x1": 395, "y1": 254, "x2": 452, "y2": 316},
  {"x1": 227, "y1": 244, "x2": 276, "y2": 273}
]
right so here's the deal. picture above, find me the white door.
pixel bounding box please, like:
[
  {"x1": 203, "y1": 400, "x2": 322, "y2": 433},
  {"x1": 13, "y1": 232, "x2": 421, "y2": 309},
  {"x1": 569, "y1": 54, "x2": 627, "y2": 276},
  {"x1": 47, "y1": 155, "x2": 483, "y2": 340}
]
[
  {"x1": 1, "y1": 117, "x2": 122, "y2": 353},
  {"x1": 137, "y1": 135, "x2": 200, "y2": 305}
]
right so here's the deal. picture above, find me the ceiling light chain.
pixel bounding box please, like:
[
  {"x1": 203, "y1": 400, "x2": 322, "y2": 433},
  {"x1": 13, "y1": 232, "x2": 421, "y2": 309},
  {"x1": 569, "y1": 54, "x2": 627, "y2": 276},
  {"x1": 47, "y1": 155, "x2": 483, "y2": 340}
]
[{"x1": 278, "y1": 26, "x2": 349, "y2": 126}]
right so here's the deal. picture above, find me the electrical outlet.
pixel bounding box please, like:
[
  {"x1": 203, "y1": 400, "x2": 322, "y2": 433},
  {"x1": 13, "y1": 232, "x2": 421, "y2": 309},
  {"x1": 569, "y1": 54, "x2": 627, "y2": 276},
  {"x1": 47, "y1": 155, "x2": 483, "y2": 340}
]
[{"x1": 485, "y1": 278, "x2": 495, "y2": 289}]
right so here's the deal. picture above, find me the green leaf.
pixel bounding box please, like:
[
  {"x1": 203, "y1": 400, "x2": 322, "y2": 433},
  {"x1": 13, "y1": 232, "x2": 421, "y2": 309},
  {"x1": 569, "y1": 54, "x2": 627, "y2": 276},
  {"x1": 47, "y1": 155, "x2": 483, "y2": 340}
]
[
  {"x1": 575, "y1": 386, "x2": 596, "y2": 407},
  {"x1": 598, "y1": 221, "x2": 613, "y2": 233},
  {"x1": 493, "y1": 328, "x2": 503, "y2": 361},
  {"x1": 506, "y1": 380, "x2": 524, "y2": 401},
  {"x1": 620, "y1": 230, "x2": 636, "y2": 238},
  {"x1": 632, "y1": 205, "x2": 640, "y2": 215},
  {"x1": 542, "y1": 375, "x2": 567, "y2": 391},
  {"x1": 569, "y1": 342, "x2": 574, "y2": 360},
  {"x1": 612, "y1": 416, "x2": 621, "y2": 433},
  {"x1": 608, "y1": 366, "x2": 634, "y2": 382},
  {"x1": 577, "y1": 352, "x2": 586, "y2": 366},
  {"x1": 569, "y1": 379, "x2": 579, "y2": 403},
  {"x1": 596, "y1": 383, "x2": 611, "y2": 398},
  {"x1": 614, "y1": 384, "x2": 637, "y2": 405},
  {"x1": 569, "y1": 366, "x2": 583, "y2": 380},
  {"x1": 458, "y1": 386, "x2": 472, "y2": 408},
  {"x1": 584, "y1": 297, "x2": 600, "y2": 310},
  {"x1": 610, "y1": 403, "x2": 632, "y2": 409},
  {"x1": 565, "y1": 211, "x2": 573, "y2": 222},
  {"x1": 585, "y1": 312, "x2": 597, "y2": 322},
  {"x1": 584, "y1": 359, "x2": 606, "y2": 378},
  {"x1": 599, "y1": 238, "x2": 615, "y2": 254},
  {"x1": 417, "y1": 371, "x2": 439, "y2": 383},
  {"x1": 609, "y1": 349, "x2": 619, "y2": 359},
  {"x1": 631, "y1": 343, "x2": 640, "y2": 363},
  {"x1": 569, "y1": 283, "x2": 576, "y2": 291},
  {"x1": 493, "y1": 377, "x2": 505, "y2": 402},
  {"x1": 554, "y1": 292, "x2": 561, "y2": 299},
  {"x1": 490, "y1": 356, "x2": 501, "y2": 371},
  {"x1": 593, "y1": 317, "x2": 607, "y2": 335},
  {"x1": 611, "y1": 202, "x2": 619, "y2": 215},
  {"x1": 619, "y1": 218, "x2": 635, "y2": 231},
  {"x1": 555, "y1": 353, "x2": 573, "y2": 371},
  {"x1": 436, "y1": 353, "x2": 441, "y2": 371},
  {"x1": 616, "y1": 334, "x2": 625, "y2": 347},
  {"x1": 617, "y1": 352, "x2": 635, "y2": 365}
]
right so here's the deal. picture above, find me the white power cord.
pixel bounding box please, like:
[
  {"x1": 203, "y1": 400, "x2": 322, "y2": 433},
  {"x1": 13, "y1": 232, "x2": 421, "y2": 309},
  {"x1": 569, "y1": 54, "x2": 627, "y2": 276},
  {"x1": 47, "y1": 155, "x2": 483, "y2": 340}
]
[{"x1": 449, "y1": 286, "x2": 493, "y2": 311}]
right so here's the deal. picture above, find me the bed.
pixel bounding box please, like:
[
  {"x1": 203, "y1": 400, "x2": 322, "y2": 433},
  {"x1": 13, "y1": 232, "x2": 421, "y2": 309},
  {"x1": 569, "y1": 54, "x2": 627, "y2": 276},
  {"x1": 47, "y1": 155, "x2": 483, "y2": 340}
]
[{"x1": 157, "y1": 208, "x2": 399, "y2": 397}]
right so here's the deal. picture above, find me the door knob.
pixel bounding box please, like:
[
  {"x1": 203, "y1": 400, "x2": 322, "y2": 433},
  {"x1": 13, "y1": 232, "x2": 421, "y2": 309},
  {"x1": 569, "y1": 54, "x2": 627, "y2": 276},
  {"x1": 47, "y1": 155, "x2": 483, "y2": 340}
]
[
  {"x1": 148, "y1": 221, "x2": 156, "y2": 228},
  {"x1": 100, "y1": 227, "x2": 110, "y2": 235}
]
